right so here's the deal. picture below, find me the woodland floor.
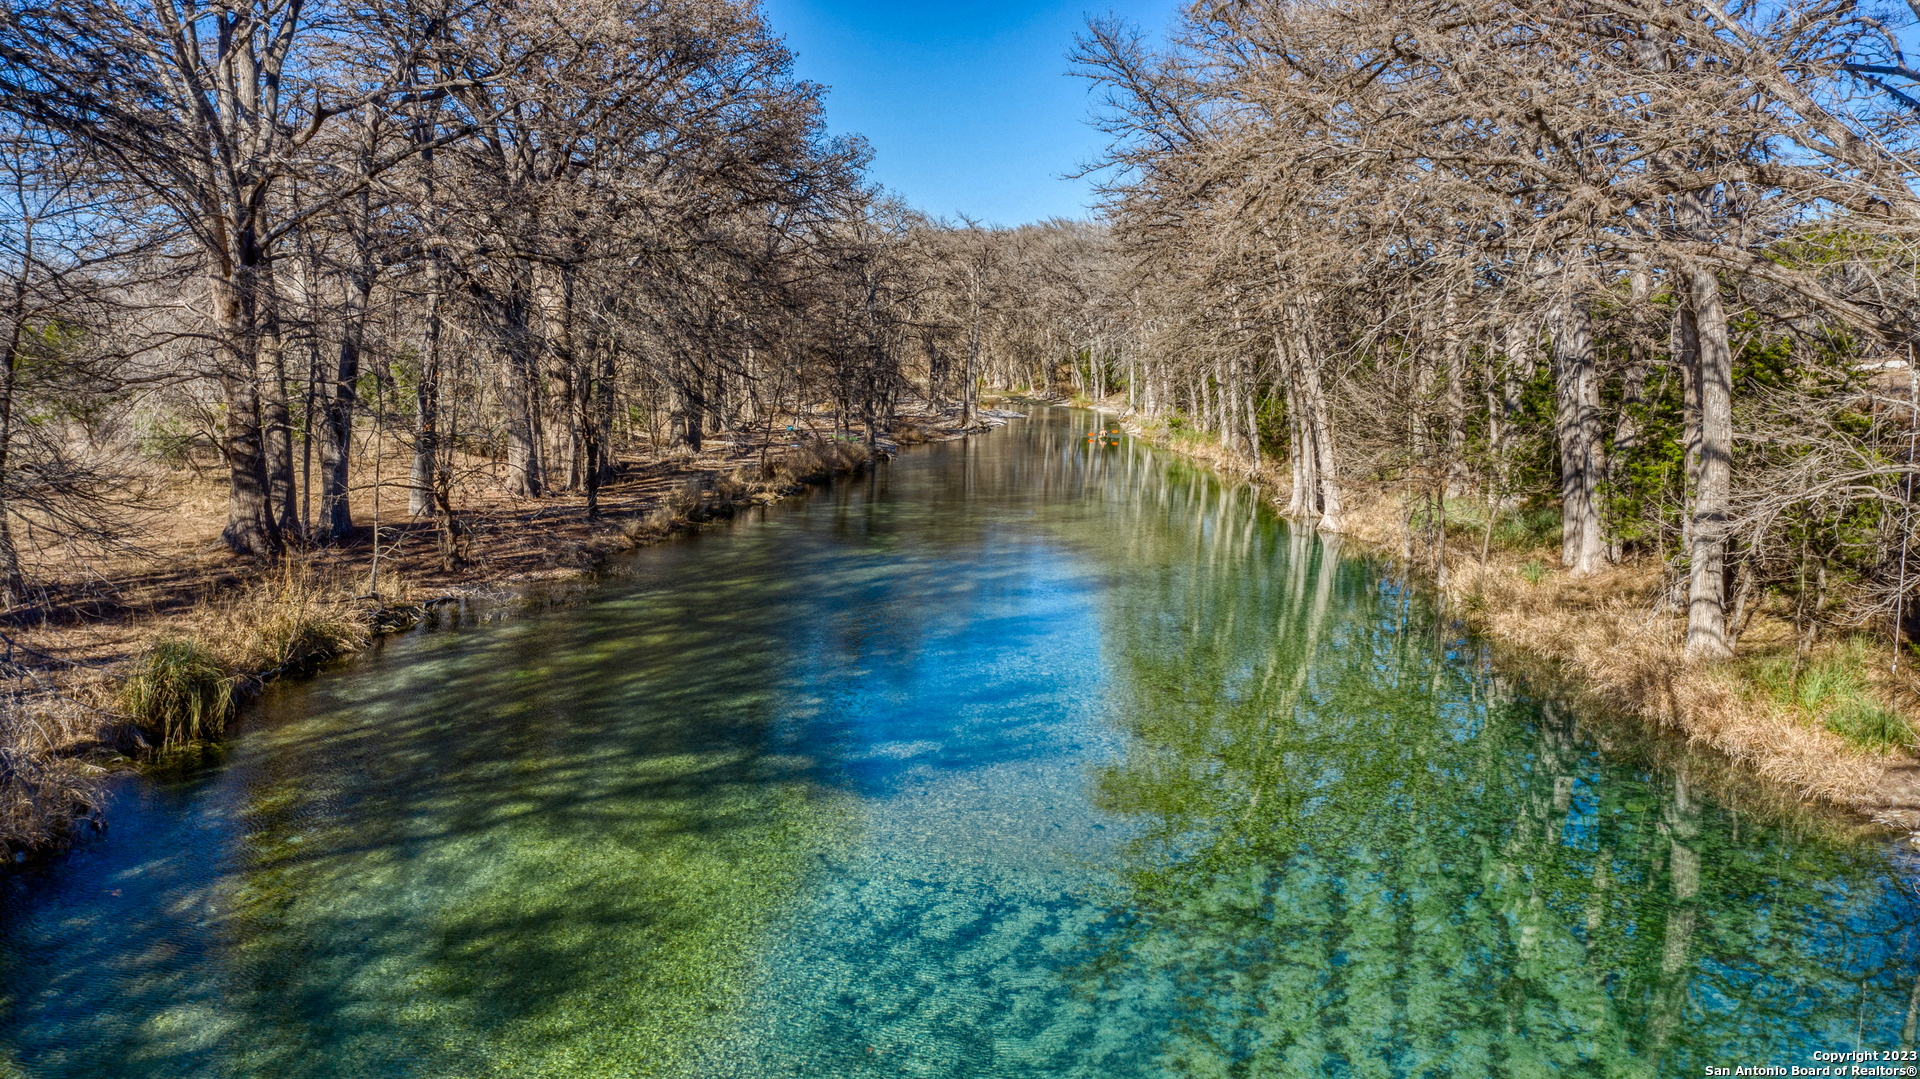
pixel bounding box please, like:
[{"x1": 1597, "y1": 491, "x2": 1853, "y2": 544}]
[{"x1": 41, "y1": 404, "x2": 1002, "y2": 657}]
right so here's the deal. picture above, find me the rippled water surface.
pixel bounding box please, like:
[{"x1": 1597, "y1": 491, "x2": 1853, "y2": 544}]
[{"x1": 0, "y1": 407, "x2": 1916, "y2": 1077}]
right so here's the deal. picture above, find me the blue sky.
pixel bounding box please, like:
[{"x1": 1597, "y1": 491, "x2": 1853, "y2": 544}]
[{"x1": 759, "y1": 1, "x2": 1177, "y2": 226}]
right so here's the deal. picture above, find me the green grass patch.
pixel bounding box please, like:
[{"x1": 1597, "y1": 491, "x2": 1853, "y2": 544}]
[
  {"x1": 1494, "y1": 507, "x2": 1562, "y2": 551},
  {"x1": 1748, "y1": 639, "x2": 1914, "y2": 752},
  {"x1": 1827, "y1": 698, "x2": 1912, "y2": 751},
  {"x1": 1412, "y1": 500, "x2": 1561, "y2": 554}
]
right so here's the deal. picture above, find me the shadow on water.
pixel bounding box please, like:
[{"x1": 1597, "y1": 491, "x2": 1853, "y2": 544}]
[
  {"x1": 0, "y1": 598, "x2": 859, "y2": 1077},
  {"x1": 0, "y1": 414, "x2": 1131, "y2": 1079},
  {"x1": 0, "y1": 406, "x2": 1912, "y2": 1078}
]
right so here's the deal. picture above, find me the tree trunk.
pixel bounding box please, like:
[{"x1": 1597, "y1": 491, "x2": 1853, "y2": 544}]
[
  {"x1": 669, "y1": 354, "x2": 704, "y2": 453},
  {"x1": 962, "y1": 268, "x2": 981, "y2": 428},
  {"x1": 1496, "y1": 322, "x2": 1531, "y2": 501},
  {"x1": 546, "y1": 265, "x2": 584, "y2": 492},
  {"x1": 1608, "y1": 263, "x2": 1654, "y2": 560},
  {"x1": 1243, "y1": 375, "x2": 1260, "y2": 467},
  {"x1": 1286, "y1": 383, "x2": 1309, "y2": 516},
  {"x1": 319, "y1": 264, "x2": 369, "y2": 541},
  {"x1": 962, "y1": 336, "x2": 978, "y2": 427},
  {"x1": 1677, "y1": 302, "x2": 1702, "y2": 554},
  {"x1": 1215, "y1": 355, "x2": 1232, "y2": 454},
  {"x1": 0, "y1": 278, "x2": 28, "y2": 605},
  {"x1": 1412, "y1": 317, "x2": 1435, "y2": 460},
  {"x1": 548, "y1": 365, "x2": 577, "y2": 491},
  {"x1": 1295, "y1": 326, "x2": 1343, "y2": 532},
  {"x1": 1553, "y1": 294, "x2": 1605, "y2": 575},
  {"x1": 258, "y1": 280, "x2": 299, "y2": 541},
  {"x1": 707, "y1": 356, "x2": 730, "y2": 440},
  {"x1": 410, "y1": 257, "x2": 444, "y2": 517},
  {"x1": 222, "y1": 368, "x2": 279, "y2": 556},
  {"x1": 215, "y1": 270, "x2": 281, "y2": 557},
  {"x1": 583, "y1": 346, "x2": 604, "y2": 520},
  {"x1": 1611, "y1": 262, "x2": 1653, "y2": 471},
  {"x1": 1443, "y1": 284, "x2": 1467, "y2": 492},
  {"x1": 503, "y1": 281, "x2": 545, "y2": 497},
  {"x1": 595, "y1": 345, "x2": 616, "y2": 484},
  {"x1": 1278, "y1": 330, "x2": 1310, "y2": 517},
  {"x1": 1686, "y1": 267, "x2": 1735, "y2": 658}
]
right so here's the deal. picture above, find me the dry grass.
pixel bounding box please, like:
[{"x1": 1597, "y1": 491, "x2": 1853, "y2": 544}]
[
  {"x1": 602, "y1": 444, "x2": 872, "y2": 540},
  {"x1": 1453, "y1": 558, "x2": 1895, "y2": 804},
  {"x1": 0, "y1": 557, "x2": 394, "y2": 858},
  {"x1": 1333, "y1": 489, "x2": 1920, "y2": 816},
  {"x1": 619, "y1": 507, "x2": 674, "y2": 545},
  {"x1": 81, "y1": 438, "x2": 882, "y2": 772},
  {"x1": 204, "y1": 561, "x2": 379, "y2": 674},
  {"x1": 0, "y1": 685, "x2": 106, "y2": 859},
  {"x1": 664, "y1": 477, "x2": 707, "y2": 520},
  {"x1": 764, "y1": 439, "x2": 872, "y2": 487},
  {"x1": 890, "y1": 421, "x2": 933, "y2": 445},
  {"x1": 112, "y1": 561, "x2": 380, "y2": 750}
]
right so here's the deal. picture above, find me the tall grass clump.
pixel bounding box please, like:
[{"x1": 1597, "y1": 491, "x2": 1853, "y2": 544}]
[
  {"x1": 620, "y1": 506, "x2": 673, "y2": 545},
  {"x1": 115, "y1": 637, "x2": 234, "y2": 748},
  {"x1": 221, "y1": 561, "x2": 370, "y2": 676},
  {"x1": 1748, "y1": 639, "x2": 1914, "y2": 752},
  {"x1": 1827, "y1": 698, "x2": 1912, "y2": 751},
  {"x1": 0, "y1": 686, "x2": 105, "y2": 856},
  {"x1": 664, "y1": 477, "x2": 705, "y2": 521}
]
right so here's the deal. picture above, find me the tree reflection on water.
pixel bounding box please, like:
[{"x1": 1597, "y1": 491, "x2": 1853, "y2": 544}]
[{"x1": 1082, "y1": 482, "x2": 1920, "y2": 1076}]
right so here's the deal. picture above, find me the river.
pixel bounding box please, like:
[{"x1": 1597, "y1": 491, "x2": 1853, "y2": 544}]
[{"x1": 0, "y1": 405, "x2": 1914, "y2": 1077}]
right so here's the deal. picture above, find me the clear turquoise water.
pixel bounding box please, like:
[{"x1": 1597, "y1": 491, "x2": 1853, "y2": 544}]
[{"x1": 0, "y1": 406, "x2": 1915, "y2": 1077}]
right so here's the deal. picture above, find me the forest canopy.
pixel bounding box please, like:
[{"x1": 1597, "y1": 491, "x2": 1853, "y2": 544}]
[
  {"x1": 3, "y1": 0, "x2": 1920, "y2": 671},
  {"x1": 1009, "y1": 0, "x2": 1920, "y2": 662}
]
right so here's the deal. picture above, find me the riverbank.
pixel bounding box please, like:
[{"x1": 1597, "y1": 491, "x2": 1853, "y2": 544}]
[
  {"x1": 6, "y1": 398, "x2": 1897, "y2": 1076},
  {"x1": 0, "y1": 403, "x2": 1006, "y2": 860},
  {"x1": 1067, "y1": 394, "x2": 1920, "y2": 831}
]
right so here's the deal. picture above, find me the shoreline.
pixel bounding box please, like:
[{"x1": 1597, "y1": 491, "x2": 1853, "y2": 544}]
[
  {"x1": 1047, "y1": 393, "x2": 1920, "y2": 836},
  {"x1": 20, "y1": 392, "x2": 1909, "y2": 861},
  {"x1": 3, "y1": 404, "x2": 1011, "y2": 862}
]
